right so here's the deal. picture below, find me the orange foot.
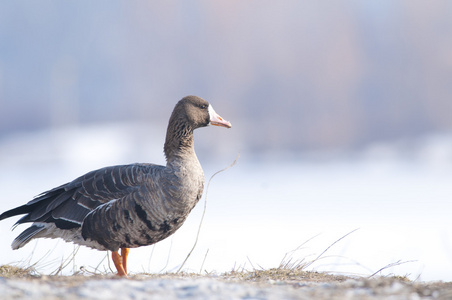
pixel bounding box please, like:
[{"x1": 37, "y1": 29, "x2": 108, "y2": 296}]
[{"x1": 112, "y1": 248, "x2": 130, "y2": 277}]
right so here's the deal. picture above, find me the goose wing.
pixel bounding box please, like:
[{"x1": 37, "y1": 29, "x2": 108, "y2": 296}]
[{"x1": 0, "y1": 164, "x2": 155, "y2": 230}]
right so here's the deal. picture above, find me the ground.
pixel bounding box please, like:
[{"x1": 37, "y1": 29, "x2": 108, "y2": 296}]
[{"x1": 1, "y1": 265, "x2": 451, "y2": 299}]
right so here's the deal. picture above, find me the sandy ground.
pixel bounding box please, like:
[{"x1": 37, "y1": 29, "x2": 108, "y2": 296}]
[{"x1": 1, "y1": 266, "x2": 452, "y2": 300}]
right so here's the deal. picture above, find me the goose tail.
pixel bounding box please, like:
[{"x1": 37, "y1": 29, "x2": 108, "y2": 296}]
[{"x1": 11, "y1": 224, "x2": 46, "y2": 250}]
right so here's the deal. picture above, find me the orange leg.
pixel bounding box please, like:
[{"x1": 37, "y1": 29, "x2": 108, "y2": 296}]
[
  {"x1": 121, "y1": 248, "x2": 130, "y2": 274},
  {"x1": 112, "y1": 251, "x2": 127, "y2": 277}
]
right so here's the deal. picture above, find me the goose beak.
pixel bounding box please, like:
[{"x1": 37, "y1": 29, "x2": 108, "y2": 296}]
[{"x1": 209, "y1": 105, "x2": 232, "y2": 128}]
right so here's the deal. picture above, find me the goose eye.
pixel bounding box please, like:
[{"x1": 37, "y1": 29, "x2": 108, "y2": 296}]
[{"x1": 200, "y1": 104, "x2": 207, "y2": 109}]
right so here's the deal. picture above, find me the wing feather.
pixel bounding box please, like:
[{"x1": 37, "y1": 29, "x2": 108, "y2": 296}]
[{"x1": 1, "y1": 164, "x2": 153, "y2": 230}]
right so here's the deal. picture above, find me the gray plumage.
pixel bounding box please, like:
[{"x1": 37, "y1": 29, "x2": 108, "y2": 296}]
[{"x1": 0, "y1": 96, "x2": 231, "y2": 253}]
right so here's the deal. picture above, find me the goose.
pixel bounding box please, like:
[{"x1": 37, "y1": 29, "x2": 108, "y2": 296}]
[{"x1": 0, "y1": 95, "x2": 232, "y2": 276}]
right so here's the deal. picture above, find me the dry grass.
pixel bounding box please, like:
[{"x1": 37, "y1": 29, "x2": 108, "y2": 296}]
[
  {"x1": 0, "y1": 265, "x2": 37, "y2": 278},
  {"x1": 0, "y1": 263, "x2": 407, "y2": 284},
  {"x1": 222, "y1": 268, "x2": 350, "y2": 283},
  {"x1": 1, "y1": 228, "x2": 415, "y2": 283}
]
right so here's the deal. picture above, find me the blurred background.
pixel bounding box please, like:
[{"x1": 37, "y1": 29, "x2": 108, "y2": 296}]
[{"x1": 0, "y1": 1, "x2": 451, "y2": 281}]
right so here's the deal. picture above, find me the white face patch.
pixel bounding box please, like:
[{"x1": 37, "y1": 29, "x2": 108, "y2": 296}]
[{"x1": 208, "y1": 104, "x2": 217, "y2": 121}]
